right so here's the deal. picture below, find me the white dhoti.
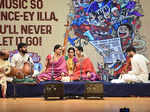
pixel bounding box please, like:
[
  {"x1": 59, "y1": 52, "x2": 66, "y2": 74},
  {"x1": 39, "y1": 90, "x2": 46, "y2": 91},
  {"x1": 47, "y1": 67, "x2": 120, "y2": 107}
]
[
  {"x1": 111, "y1": 54, "x2": 150, "y2": 83},
  {"x1": 111, "y1": 78, "x2": 125, "y2": 83},
  {"x1": 111, "y1": 74, "x2": 148, "y2": 83},
  {"x1": 111, "y1": 74, "x2": 137, "y2": 83}
]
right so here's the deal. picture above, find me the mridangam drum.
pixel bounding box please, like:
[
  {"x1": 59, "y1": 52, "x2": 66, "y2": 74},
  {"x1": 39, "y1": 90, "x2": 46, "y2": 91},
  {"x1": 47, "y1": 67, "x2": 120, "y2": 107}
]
[
  {"x1": 6, "y1": 62, "x2": 34, "y2": 79},
  {"x1": 6, "y1": 67, "x2": 24, "y2": 79},
  {"x1": 23, "y1": 62, "x2": 34, "y2": 76}
]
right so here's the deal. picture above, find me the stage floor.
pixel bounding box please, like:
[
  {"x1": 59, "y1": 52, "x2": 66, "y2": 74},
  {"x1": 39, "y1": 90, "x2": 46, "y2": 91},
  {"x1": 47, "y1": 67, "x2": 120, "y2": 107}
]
[{"x1": 0, "y1": 97, "x2": 150, "y2": 112}]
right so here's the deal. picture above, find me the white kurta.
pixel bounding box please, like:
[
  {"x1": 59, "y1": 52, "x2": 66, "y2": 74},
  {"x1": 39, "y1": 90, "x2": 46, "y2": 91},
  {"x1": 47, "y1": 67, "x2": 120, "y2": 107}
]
[
  {"x1": 10, "y1": 52, "x2": 33, "y2": 69},
  {"x1": 10, "y1": 52, "x2": 39, "y2": 77},
  {"x1": 111, "y1": 54, "x2": 150, "y2": 83}
]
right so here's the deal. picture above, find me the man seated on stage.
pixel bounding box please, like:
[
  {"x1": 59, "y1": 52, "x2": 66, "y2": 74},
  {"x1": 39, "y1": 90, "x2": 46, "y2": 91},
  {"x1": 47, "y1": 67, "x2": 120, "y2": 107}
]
[
  {"x1": 10, "y1": 43, "x2": 34, "y2": 79},
  {"x1": 37, "y1": 44, "x2": 68, "y2": 82},
  {"x1": 111, "y1": 46, "x2": 150, "y2": 83},
  {"x1": 0, "y1": 50, "x2": 13, "y2": 98},
  {"x1": 71, "y1": 46, "x2": 100, "y2": 81}
]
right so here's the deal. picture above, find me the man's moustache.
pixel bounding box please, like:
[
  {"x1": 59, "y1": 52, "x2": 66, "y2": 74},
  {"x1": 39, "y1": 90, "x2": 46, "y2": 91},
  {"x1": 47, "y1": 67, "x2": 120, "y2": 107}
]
[
  {"x1": 22, "y1": 51, "x2": 28, "y2": 53},
  {"x1": 129, "y1": 55, "x2": 133, "y2": 57}
]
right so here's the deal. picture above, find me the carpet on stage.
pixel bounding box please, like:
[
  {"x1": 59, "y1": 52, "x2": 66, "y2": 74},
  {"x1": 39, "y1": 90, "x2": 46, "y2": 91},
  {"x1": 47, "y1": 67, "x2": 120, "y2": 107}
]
[{"x1": 1, "y1": 81, "x2": 150, "y2": 97}]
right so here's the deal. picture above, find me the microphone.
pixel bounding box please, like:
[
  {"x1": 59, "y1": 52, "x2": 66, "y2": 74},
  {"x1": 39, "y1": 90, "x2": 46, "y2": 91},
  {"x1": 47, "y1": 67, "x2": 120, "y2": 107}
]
[
  {"x1": 28, "y1": 57, "x2": 30, "y2": 62},
  {"x1": 27, "y1": 56, "x2": 33, "y2": 65},
  {"x1": 51, "y1": 55, "x2": 55, "y2": 81},
  {"x1": 79, "y1": 58, "x2": 83, "y2": 81}
]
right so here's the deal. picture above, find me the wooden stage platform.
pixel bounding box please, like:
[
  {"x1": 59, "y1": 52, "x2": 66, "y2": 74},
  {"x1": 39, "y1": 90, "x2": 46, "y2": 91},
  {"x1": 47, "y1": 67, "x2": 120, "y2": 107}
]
[
  {"x1": 4, "y1": 81, "x2": 150, "y2": 97},
  {"x1": 0, "y1": 97, "x2": 150, "y2": 112}
]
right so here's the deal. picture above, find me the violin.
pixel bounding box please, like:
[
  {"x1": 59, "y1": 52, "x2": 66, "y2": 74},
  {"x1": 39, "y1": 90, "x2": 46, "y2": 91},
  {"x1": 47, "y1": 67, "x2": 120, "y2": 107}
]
[
  {"x1": 113, "y1": 57, "x2": 131, "y2": 76},
  {"x1": 121, "y1": 57, "x2": 131, "y2": 74}
]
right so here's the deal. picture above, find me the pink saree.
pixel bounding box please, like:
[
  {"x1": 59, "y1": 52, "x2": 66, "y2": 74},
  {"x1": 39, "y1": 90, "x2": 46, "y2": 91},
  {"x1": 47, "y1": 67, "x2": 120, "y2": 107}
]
[{"x1": 37, "y1": 55, "x2": 67, "y2": 81}]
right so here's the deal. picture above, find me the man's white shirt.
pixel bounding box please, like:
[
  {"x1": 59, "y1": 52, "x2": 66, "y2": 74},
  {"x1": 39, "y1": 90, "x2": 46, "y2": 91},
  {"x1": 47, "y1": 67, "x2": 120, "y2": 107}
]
[
  {"x1": 10, "y1": 52, "x2": 33, "y2": 69},
  {"x1": 128, "y1": 54, "x2": 149, "y2": 82},
  {"x1": 111, "y1": 54, "x2": 150, "y2": 83}
]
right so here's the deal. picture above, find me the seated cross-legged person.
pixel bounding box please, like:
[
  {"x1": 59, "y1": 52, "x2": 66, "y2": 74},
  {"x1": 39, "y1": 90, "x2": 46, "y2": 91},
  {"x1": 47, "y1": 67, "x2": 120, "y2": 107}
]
[
  {"x1": 65, "y1": 47, "x2": 77, "y2": 76},
  {"x1": 71, "y1": 46, "x2": 100, "y2": 81},
  {"x1": 37, "y1": 44, "x2": 68, "y2": 82},
  {"x1": 111, "y1": 46, "x2": 150, "y2": 83},
  {"x1": 10, "y1": 43, "x2": 34, "y2": 79}
]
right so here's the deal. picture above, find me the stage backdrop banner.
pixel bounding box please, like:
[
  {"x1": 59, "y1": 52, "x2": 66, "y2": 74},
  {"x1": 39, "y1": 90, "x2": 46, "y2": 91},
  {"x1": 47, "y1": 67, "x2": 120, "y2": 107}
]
[
  {"x1": 0, "y1": 0, "x2": 150, "y2": 71},
  {"x1": 0, "y1": 0, "x2": 71, "y2": 66}
]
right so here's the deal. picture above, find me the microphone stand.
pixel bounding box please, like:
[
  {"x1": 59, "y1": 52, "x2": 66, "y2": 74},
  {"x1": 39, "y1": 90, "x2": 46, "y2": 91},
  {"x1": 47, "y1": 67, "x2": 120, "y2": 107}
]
[
  {"x1": 79, "y1": 56, "x2": 86, "y2": 82},
  {"x1": 50, "y1": 55, "x2": 60, "y2": 82},
  {"x1": 12, "y1": 75, "x2": 16, "y2": 99},
  {"x1": 79, "y1": 58, "x2": 83, "y2": 81},
  {"x1": 27, "y1": 57, "x2": 33, "y2": 78},
  {"x1": 51, "y1": 55, "x2": 55, "y2": 81},
  {"x1": 79, "y1": 56, "x2": 90, "y2": 82}
]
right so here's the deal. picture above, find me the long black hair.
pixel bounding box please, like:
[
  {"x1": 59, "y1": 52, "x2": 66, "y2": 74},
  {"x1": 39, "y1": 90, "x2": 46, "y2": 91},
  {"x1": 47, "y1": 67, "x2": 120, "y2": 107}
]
[
  {"x1": 76, "y1": 46, "x2": 83, "y2": 52},
  {"x1": 68, "y1": 47, "x2": 75, "y2": 56},
  {"x1": 54, "y1": 44, "x2": 62, "y2": 52},
  {"x1": 68, "y1": 47, "x2": 75, "y2": 53}
]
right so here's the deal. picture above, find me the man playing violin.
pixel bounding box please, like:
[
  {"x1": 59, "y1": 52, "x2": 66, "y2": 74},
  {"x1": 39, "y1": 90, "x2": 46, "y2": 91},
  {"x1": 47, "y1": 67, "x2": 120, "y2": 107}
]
[{"x1": 111, "y1": 46, "x2": 150, "y2": 83}]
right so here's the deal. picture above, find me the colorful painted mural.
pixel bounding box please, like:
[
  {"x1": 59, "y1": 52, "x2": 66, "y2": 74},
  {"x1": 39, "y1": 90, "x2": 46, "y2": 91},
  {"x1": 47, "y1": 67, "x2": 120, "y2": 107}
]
[{"x1": 66, "y1": 0, "x2": 145, "y2": 76}]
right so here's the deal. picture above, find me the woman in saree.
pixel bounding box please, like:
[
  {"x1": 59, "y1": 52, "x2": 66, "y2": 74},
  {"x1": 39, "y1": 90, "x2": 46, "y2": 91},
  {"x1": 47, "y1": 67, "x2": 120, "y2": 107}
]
[
  {"x1": 71, "y1": 46, "x2": 100, "y2": 81},
  {"x1": 65, "y1": 47, "x2": 77, "y2": 76},
  {"x1": 37, "y1": 44, "x2": 68, "y2": 82}
]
